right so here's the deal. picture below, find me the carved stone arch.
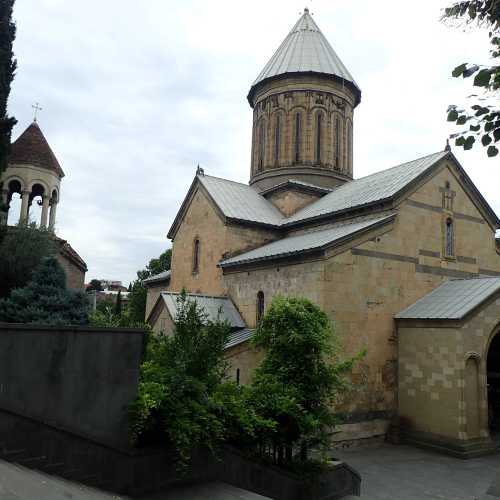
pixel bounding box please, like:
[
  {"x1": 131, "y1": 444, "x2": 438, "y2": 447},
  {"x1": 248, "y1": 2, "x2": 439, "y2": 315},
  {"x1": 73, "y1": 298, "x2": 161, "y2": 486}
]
[
  {"x1": 288, "y1": 104, "x2": 308, "y2": 113},
  {"x1": 345, "y1": 117, "x2": 353, "y2": 175},
  {"x1": 464, "y1": 353, "x2": 481, "y2": 438},
  {"x1": 29, "y1": 179, "x2": 49, "y2": 194},
  {"x1": 5, "y1": 176, "x2": 25, "y2": 193},
  {"x1": 331, "y1": 111, "x2": 343, "y2": 171},
  {"x1": 271, "y1": 109, "x2": 285, "y2": 167},
  {"x1": 50, "y1": 187, "x2": 59, "y2": 203},
  {"x1": 255, "y1": 116, "x2": 268, "y2": 173},
  {"x1": 312, "y1": 108, "x2": 327, "y2": 166}
]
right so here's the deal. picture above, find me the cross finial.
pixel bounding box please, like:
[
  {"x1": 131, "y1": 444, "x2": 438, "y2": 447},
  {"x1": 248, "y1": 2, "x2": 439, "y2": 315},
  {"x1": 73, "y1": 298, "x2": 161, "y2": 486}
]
[
  {"x1": 32, "y1": 102, "x2": 42, "y2": 122},
  {"x1": 445, "y1": 138, "x2": 451, "y2": 152}
]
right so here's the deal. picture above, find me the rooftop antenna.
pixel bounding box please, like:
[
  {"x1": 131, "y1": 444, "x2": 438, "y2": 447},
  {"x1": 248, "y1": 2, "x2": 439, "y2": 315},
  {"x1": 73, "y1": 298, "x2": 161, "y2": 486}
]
[{"x1": 32, "y1": 102, "x2": 42, "y2": 122}]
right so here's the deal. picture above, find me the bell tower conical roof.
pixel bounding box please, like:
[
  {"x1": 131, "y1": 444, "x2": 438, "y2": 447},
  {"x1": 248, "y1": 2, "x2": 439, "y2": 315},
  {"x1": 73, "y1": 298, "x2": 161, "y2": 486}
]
[
  {"x1": 248, "y1": 8, "x2": 361, "y2": 106},
  {"x1": 9, "y1": 122, "x2": 65, "y2": 178}
]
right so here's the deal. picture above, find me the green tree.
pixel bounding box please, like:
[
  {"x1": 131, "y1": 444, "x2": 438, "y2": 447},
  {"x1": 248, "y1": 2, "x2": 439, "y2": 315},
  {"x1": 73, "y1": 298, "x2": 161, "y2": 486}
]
[
  {"x1": 444, "y1": 1, "x2": 500, "y2": 157},
  {"x1": 0, "y1": 256, "x2": 89, "y2": 325},
  {"x1": 114, "y1": 290, "x2": 122, "y2": 316},
  {"x1": 128, "y1": 248, "x2": 172, "y2": 323},
  {"x1": 249, "y1": 296, "x2": 362, "y2": 465},
  {"x1": 0, "y1": 224, "x2": 56, "y2": 299},
  {"x1": 0, "y1": 0, "x2": 17, "y2": 182},
  {"x1": 129, "y1": 292, "x2": 233, "y2": 467},
  {"x1": 86, "y1": 279, "x2": 103, "y2": 292}
]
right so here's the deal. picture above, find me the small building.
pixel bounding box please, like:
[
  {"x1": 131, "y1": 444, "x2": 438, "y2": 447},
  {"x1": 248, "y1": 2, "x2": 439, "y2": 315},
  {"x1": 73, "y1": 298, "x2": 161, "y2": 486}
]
[{"x1": 147, "y1": 291, "x2": 259, "y2": 385}]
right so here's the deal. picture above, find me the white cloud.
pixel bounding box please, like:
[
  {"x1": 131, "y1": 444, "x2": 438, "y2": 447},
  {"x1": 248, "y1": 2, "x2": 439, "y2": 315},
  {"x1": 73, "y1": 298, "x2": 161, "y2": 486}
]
[{"x1": 9, "y1": 0, "x2": 499, "y2": 284}]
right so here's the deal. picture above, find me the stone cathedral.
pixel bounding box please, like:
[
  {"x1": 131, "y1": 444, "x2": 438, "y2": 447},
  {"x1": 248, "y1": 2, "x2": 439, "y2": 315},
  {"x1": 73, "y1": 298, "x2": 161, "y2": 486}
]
[{"x1": 145, "y1": 10, "x2": 500, "y2": 457}]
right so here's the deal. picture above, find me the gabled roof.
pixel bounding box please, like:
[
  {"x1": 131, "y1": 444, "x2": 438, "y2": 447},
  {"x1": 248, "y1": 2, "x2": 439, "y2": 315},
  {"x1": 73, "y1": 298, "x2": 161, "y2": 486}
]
[
  {"x1": 219, "y1": 214, "x2": 395, "y2": 268},
  {"x1": 248, "y1": 9, "x2": 361, "y2": 105},
  {"x1": 143, "y1": 270, "x2": 171, "y2": 287},
  {"x1": 157, "y1": 292, "x2": 246, "y2": 329},
  {"x1": 168, "y1": 174, "x2": 284, "y2": 238},
  {"x1": 9, "y1": 122, "x2": 64, "y2": 178},
  {"x1": 395, "y1": 277, "x2": 500, "y2": 320},
  {"x1": 285, "y1": 151, "x2": 449, "y2": 226},
  {"x1": 260, "y1": 179, "x2": 333, "y2": 197}
]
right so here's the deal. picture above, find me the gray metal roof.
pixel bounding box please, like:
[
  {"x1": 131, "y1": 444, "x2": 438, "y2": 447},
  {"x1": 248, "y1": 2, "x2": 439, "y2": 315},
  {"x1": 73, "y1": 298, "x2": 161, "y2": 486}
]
[
  {"x1": 160, "y1": 292, "x2": 246, "y2": 329},
  {"x1": 225, "y1": 328, "x2": 254, "y2": 350},
  {"x1": 143, "y1": 270, "x2": 171, "y2": 286},
  {"x1": 220, "y1": 214, "x2": 394, "y2": 268},
  {"x1": 285, "y1": 151, "x2": 449, "y2": 226},
  {"x1": 199, "y1": 174, "x2": 284, "y2": 227},
  {"x1": 395, "y1": 277, "x2": 500, "y2": 320},
  {"x1": 250, "y1": 9, "x2": 359, "y2": 98},
  {"x1": 261, "y1": 179, "x2": 333, "y2": 197}
]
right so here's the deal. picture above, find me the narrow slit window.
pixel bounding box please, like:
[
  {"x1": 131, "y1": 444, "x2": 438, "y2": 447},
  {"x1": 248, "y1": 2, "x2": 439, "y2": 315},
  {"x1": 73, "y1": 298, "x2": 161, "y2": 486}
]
[
  {"x1": 294, "y1": 113, "x2": 301, "y2": 163},
  {"x1": 445, "y1": 218, "x2": 454, "y2": 257},
  {"x1": 316, "y1": 113, "x2": 322, "y2": 164},
  {"x1": 335, "y1": 117, "x2": 340, "y2": 167},
  {"x1": 193, "y1": 238, "x2": 200, "y2": 273},
  {"x1": 236, "y1": 368, "x2": 240, "y2": 385},
  {"x1": 274, "y1": 115, "x2": 281, "y2": 163},
  {"x1": 258, "y1": 122, "x2": 266, "y2": 171},
  {"x1": 256, "y1": 291, "x2": 265, "y2": 324}
]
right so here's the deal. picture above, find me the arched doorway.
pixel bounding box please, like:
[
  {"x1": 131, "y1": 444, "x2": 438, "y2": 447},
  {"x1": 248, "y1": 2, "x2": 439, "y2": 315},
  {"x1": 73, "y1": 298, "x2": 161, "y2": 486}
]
[{"x1": 487, "y1": 333, "x2": 500, "y2": 435}]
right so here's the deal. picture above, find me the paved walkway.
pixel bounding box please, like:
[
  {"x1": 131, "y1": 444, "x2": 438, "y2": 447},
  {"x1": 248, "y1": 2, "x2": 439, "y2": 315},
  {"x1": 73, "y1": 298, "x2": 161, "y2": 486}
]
[{"x1": 335, "y1": 443, "x2": 500, "y2": 500}]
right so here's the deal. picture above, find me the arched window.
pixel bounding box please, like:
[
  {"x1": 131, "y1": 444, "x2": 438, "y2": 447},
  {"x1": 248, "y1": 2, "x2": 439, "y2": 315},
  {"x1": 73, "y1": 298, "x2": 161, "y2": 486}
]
[
  {"x1": 256, "y1": 291, "x2": 265, "y2": 323},
  {"x1": 334, "y1": 117, "x2": 341, "y2": 168},
  {"x1": 193, "y1": 238, "x2": 200, "y2": 273},
  {"x1": 315, "y1": 112, "x2": 322, "y2": 164},
  {"x1": 294, "y1": 112, "x2": 301, "y2": 163},
  {"x1": 258, "y1": 121, "x2": 266, "y2": 171},
  {"x1": 274, "y1": 114, "x2": 281, "y2": 164},
  {"x1": 445, "y1": 218, "x2": 454, "y2": 257},
  {"x1": 347, "y1": 121, "x2": 353, "y2": 170}
]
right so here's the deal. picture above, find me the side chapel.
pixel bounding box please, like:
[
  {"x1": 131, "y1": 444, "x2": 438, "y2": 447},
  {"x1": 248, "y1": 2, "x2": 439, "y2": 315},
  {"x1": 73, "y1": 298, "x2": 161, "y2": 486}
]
[{"x1": 145, "y1": 9, "x2": 500, "y2": 456}]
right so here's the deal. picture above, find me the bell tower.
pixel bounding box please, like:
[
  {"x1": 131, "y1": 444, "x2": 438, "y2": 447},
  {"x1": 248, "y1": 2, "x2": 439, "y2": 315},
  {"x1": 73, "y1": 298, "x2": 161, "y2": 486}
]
[
  {"x1": 0, "y1": 121, "x2": 64, "y2": 229},
  {"x1": 248, "y1": 8, "x2": 361, "y2": 192}
]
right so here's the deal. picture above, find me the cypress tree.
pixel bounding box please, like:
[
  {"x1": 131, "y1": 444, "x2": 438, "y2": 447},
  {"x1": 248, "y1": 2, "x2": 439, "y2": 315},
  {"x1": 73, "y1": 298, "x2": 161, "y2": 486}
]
[{"x1": 0, "y1": 0, "x2": 17, "y2": 219}]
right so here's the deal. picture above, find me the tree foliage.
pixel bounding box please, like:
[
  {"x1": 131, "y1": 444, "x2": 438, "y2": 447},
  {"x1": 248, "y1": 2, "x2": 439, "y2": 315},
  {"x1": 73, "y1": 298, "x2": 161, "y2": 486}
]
[
  {"x1": 128, "y1": 248, "x2": 172, "y2": 324},
  {"x1": 86, "y1": 279, "x2": 103, "y2": 292},
  {"x1": 0, "y1": 256, "x2": 89, "y2": 325},
  {"x1": 129, "y1": 292, "x2": 236, "y2": 468},
  {"x1": 0, "y1": 0, "x2": 17, "y2": 187},
  {"x1": 443, "y1": 1, "x2": 500, "y2": 157},
  {"x1": 249, "y1": 296, "x2": 363, "y2": 464},
  {"x1": 0, "y1": 224, "x2": 56, "y2": 299}
]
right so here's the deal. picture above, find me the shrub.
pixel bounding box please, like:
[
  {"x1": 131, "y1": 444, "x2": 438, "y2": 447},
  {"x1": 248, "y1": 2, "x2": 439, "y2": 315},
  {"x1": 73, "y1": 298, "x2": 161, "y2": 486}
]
[
  {"x1": 0, "y1": 256, "x2": 89, "y2": 326},
  {"x1": 249, "y1": 296, "x2": 363, "y2": 465}
]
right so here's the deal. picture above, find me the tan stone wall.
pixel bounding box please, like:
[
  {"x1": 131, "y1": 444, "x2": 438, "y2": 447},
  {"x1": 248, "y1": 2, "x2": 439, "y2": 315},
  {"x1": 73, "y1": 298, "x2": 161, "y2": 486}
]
[
  {"x1": 56, "y1": 253, "x2": 85, "y2": 290},
  {"x1": 398, "y1": 295, "x2": 500, "y2": 445},
  {"x1": 145, "y1": 284, "x2": 167, "y2": 321},
  {"x1": 266, "y1": 189, "x2": 321, "y2": 217},
  {"x1": 169, "y1": 186, "x2": 279, "y2": 296},
  {"x1": 224, "y1": 342, "x2": 264, "y2": 386},
  {"x1": 222, "y1": 159, "x2": 500, "y2": 439}
]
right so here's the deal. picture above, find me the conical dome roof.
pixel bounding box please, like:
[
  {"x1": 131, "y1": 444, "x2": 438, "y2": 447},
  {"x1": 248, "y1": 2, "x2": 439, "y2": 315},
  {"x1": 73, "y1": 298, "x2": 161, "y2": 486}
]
[
  {"x1": 248, "y1": 8, "x2": 361, "y2": 105},
  {"x1": 9, "y1": 122, "x2": 64, "y2": 178}
]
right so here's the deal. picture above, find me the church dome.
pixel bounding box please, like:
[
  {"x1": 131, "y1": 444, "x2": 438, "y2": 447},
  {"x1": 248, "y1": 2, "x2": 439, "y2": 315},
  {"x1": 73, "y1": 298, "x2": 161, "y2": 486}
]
[
  {"x1": 248, "y1": 8, "x2": 361, "y2": 107},
  {"x1": 9, "y1": 121, "x2": 65, "y2": 178},
  {"x1": 248, "y1": 9, "x2": 361, "y2": 192}
]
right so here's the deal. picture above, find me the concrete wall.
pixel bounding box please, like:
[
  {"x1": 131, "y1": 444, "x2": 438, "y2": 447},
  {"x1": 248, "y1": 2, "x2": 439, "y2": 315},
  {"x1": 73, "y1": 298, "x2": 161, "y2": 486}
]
[{"x1": 0, "y1": 323, "x2": 145, "y2": 448}]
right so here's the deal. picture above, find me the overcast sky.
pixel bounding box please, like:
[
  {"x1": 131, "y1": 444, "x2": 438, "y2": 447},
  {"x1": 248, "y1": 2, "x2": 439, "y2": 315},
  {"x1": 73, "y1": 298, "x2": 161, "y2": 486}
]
[{"x1": 7, "y1": 0, "x2": 499, "y2": 285}]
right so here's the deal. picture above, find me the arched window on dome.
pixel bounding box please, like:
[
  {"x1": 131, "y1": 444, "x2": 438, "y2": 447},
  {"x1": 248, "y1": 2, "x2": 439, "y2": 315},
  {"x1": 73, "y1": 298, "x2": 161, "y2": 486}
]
[
  {"x1": 334, "y1": 116, "x2": 341, "y2": 170},
  {"x1": 193, "y1": 237, "x2": 200, "y2": 274},
  {"x1": 315, "y1": 112, "x2": 323, "y2": 164},
  {"x1": 258, "y1": 121, "x2": 266, "y2": 171},
  {"x1": 294, "y1": 112, "x2": 301, "y2": 163},
  {"x1": 347, "y1": 120, "x2": 353, "y2": 172},
  {"x1": 256, "y1": 291, "x2": 265, "y2": 324},
  {"x1": 274, "y1": 114, "x2": 281, "y2": 164},
  {"x1": 445, "y1": 218, "x2": 455, "y2": 258}
]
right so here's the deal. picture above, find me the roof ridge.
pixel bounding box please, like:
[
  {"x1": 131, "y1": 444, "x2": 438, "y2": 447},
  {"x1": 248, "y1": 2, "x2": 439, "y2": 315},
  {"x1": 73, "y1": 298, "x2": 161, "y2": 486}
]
[
  {"x1": 200, "y1": 173, "x2": 250, "y2": 187},
  {"x1": 354, "y1": 150, "x2": 447, "y2": 183}
]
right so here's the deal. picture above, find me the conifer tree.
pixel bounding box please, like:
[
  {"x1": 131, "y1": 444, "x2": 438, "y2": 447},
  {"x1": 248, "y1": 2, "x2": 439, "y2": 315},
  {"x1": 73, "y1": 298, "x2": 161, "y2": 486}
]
[
  {"x1": 0, "y1": 0, "x2": 17, "y2": 202},
  {"x1": 0, "y1": 256, "x2": 89, "y2": 325}
]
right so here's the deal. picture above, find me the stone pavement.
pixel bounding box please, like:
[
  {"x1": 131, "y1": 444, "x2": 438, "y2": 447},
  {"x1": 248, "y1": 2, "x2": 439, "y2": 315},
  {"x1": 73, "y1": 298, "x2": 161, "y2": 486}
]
[
  {"x1": 0, "y1": 458, "x2": 126, "y2": 499},
  {"x1": 335, "y1": 443, "x2": 500, "y2": 500}
]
